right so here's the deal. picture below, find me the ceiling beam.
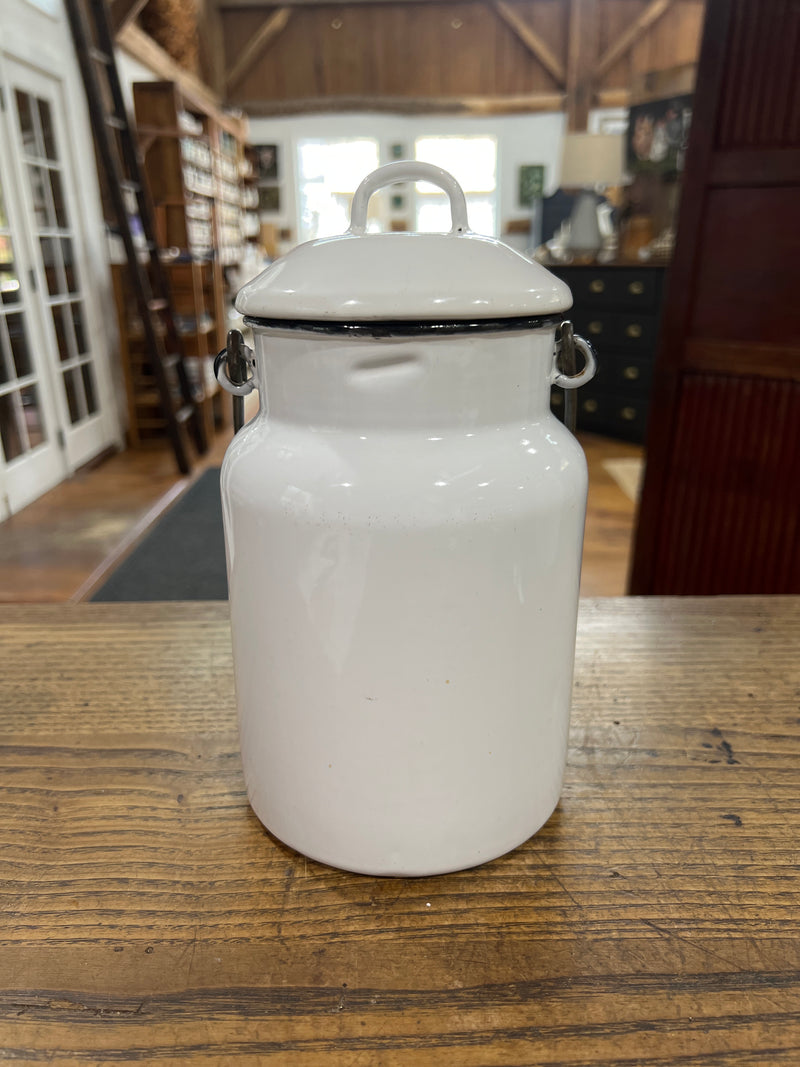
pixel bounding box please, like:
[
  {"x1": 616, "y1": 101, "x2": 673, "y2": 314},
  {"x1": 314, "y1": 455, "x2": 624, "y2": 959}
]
[
  {"x1": 595, "y1": 0, "x2": 675, "y2": 79},
  {"x1": 219, "y1": 0, "x2": 451, "y2": 6},
  {"x1": 226, "y1": 7, "x2": 292, "y2": 92},
  {"x1": 117, "y1": 22, "x2": 248, "y2": 137},
  {"x1": 234, "y1": 92, "x2": 566, "y2": 116},
  {"x1": 110, "y1": 0, "x2": 151, "y2": 35},
  {"x1": 566, "y1": 0, "x2": 596, "y2": 131},
  {"x1": 492, "y1": 1, "x2": 566, "y2": 88},
  {"x1": 196, "y1": 0, "x2": 227, "y2": 96}
]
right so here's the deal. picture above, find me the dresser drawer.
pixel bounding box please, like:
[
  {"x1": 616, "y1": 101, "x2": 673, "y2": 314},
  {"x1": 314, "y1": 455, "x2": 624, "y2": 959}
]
[
  {"x1": 606, "y1": 353, "x2": 653, "y2": 393},
  {"x1": 574, "y1": 312, "x2": 658, "y2": 352},
  {"x1": 557, "y1": 268, "x2": 660, "y2": 311},
  {"x1": 580, "y1": 393, "x2": 649, "y2": 441}
]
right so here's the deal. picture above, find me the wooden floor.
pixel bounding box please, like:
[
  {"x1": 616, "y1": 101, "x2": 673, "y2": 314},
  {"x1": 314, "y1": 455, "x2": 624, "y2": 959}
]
[{"x1": 0, "y1": 430, "x2": 642, "y2": 602}]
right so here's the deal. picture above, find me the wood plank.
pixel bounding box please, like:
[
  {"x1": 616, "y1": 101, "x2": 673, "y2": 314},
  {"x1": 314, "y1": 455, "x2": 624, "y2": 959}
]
[
  {"x1": 117, "y1": 23, "x2": 222, "y2": 112},
  {"x1": 710, "y1": 147, "x2": 800, "y2": 186},
  {"x1": 595, "y1": 87, "x2": 630, "y2": 106},
  {"x1": 566, "y1": 0, "x2": 597, "y2": 130},
  {"x1": 684, "y1": 339, "x2": 800, "y2": 381},
  {"x1": 225, "y1": 7, "x2": 292, "y2": 92},
  {"x1": 218, "y1": 0, "x2": 469, "y2": 5},
  {"x1": 629, "y1": 60, "x2": 697, "y2": 104},
  {"x1": 492, "y1": 0, "x2": 566, "y2": 87},
  {"x1": 595, "y1": 0, "x2": 675, "y2": 79},
  {"x1": 629, "y1": 0, "x2": 733, "y2": 593},
  {"x1": 235, "y1": 91, "x2": 566, "y2": 114},
  {"x1": 1, "y1": 597, "x2": 799, "y2": 1061},
  {"x1": 196, "y1": 0, "x2": 227, "y2": 95},
  {"x1": 110, "y1": 0, "x2": 151, "y2": 35}
]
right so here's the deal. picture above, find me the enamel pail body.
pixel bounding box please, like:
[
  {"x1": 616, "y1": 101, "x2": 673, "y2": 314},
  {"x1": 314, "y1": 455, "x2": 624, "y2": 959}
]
[{"x1": 218, "y1": 162, "x2": 596, "y2": 875}]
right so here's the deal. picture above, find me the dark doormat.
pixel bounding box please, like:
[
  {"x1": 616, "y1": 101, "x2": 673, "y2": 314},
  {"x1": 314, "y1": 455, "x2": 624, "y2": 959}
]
[{"x1": 91, "y1": 467, "x2": 227, "y2": 601}]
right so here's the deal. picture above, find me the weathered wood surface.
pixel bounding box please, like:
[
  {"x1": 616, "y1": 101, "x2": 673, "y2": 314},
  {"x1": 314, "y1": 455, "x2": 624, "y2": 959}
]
[{"x1": 1, "y1": 598, "x2": 798, "y2": 1064}]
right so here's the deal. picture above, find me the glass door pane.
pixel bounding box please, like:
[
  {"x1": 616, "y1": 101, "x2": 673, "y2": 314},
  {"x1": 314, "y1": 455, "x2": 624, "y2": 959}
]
[
  {"x1": 13, "y1": 86, "x2": 99, "y2": 428},
  {"x1": 0, "y1": 175, "x2": 47, "y2": 463}
]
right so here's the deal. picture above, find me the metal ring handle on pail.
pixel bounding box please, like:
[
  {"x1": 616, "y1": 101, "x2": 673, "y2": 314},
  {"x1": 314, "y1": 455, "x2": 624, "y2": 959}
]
[
  {"x1": 349, "y1": 161, "x2": 470, "y2": 236},
  {"x1": 552, "y1": 325, "x2": 596, "y2": 390}
]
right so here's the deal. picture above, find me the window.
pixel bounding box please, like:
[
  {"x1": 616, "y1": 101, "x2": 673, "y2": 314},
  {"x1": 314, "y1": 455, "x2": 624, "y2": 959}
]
[
  {"x1": 297, "y1": 139, "x2": 380, "y2": 243},
  {"x1": 414, "y1": 136, "x2": 498, "y2": 236}
]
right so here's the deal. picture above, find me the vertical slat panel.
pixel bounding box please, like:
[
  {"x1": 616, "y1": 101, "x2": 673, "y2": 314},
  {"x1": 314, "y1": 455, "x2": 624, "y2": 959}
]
[
  {"x1": 716, "y1": 0, "x2": 800, "y2": 148},
  {"x1": 653, "y1": 376, "x2": 800, "y2": 594}
]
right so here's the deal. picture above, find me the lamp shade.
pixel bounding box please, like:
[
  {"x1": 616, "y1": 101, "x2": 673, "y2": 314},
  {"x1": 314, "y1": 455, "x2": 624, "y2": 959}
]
[{"x1": 560, "y1": 133, "x2": 625, "y2": 187}]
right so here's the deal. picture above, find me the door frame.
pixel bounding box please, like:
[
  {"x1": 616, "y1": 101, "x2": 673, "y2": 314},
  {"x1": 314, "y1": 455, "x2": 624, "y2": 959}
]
[{"x1": 0, "y1": 0, "x2": 123, "y2": 516}]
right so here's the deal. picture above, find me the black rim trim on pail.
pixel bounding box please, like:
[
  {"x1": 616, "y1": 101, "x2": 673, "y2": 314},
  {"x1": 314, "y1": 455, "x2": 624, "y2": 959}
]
[{"x1": 242, "y1": 313, "x2": 567, "y2": 338}]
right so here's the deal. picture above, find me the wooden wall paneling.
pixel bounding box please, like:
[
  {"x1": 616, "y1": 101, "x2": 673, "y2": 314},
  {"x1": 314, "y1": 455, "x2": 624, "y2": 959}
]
[
  {"x1": 688, "y1": 187, "x2": 800, "y2": 344},
  {"x1": 627, "y1": 0, "x2": 702, "y2": 78},
  {"x1": 594, "y1": 0, "x2": 703, "y2": 93},
  {"x1": 653, "y1": 376, "x2": 800, "y2": 593},
  {"x1": 716, "y1": 0, "x2": 800, "y2": 148},
  {"x1": 450, "y1": 4, "x2": 500, "y2": 96},
  {"x1": 224, "y1": 0, "x2": 576, "y2": 108},
  {"x1": 629, "y1": 0, "x2": 732, "y2": 592},
  {"x1": 594, "y1": 0, "x2": 639, "y2": 88},
  {"x1": 196, "y1": 0, "x2": 227, "y2": 95},
  {"x1": 595, "y1": 0, "x2": 674, "y2": 80},
  {"x1": 493, "y1": 1, "x2": 566, "y2": 87},
  {"x1": 630, "y1": 0, "x2": 800, "y2": 595},
  {"x1": 226, "y1": 7, "x2": 292, "y2": 93},
  {"x1": 220, "y1": 0, "x2": 703, "y2": 114},
  {"x1": 518, "y1": 0, "x2": 570, "y2": 71}
]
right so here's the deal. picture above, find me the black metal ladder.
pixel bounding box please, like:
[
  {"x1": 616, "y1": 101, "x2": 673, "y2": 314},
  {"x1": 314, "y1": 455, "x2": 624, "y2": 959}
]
[{"x1": 64, "y1": 0, "x2": 207, "y2": 473}]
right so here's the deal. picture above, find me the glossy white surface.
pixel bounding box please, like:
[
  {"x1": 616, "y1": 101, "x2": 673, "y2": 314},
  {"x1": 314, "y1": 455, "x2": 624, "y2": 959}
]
[
  {"x1": 235, "y1": 162, "x2": 571, "y2": 322},
  {"x1": 221, "y1": 327, "x2": 588, "y2": 875}
]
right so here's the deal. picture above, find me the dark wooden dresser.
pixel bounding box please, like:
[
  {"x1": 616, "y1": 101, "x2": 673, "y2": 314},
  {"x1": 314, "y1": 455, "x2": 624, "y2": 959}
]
[{"x1": 549, "y1": 264, "x2": 666, "y2": 443}]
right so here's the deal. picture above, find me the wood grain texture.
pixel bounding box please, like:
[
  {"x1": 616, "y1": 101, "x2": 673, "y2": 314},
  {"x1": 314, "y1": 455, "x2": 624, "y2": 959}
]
[
  {"x1": 1, "y1": 598, "x2": 799, "y2": 1064},
  {"x1": 630, "y1": 0, "x2": 800, "y2": 595},
  {"x1": 220, "y1": 0, "x2": 700, "y2": 112}
]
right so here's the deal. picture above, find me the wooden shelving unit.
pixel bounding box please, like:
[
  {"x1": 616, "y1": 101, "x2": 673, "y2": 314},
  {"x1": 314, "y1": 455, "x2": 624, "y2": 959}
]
[{"x1": 113, "y1": 80, "x2": 253, "y2": 447}]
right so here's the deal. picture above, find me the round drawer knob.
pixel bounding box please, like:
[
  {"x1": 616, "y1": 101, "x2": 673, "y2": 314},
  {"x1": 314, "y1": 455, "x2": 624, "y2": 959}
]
[
  {"x1": 583, "y1": 398, "x2": 599, "y2": 414},
  {"x1": 589, "y1": 279, "x2": 605, "y2": 294},
  {"x1": 588, "y1": 321, "x2": 603, "y2": 335},
  {"x1": 628, "y1": 281, "x2": 645, "y2": 296},
  {"x1": 623, "y1": 365, "x2": 640, "y2": 380},
  {"x1": 621, "y1": 406, "x2": 637, "y2": 421},
  {"x1": 626, "y1": 323, "x2": 643, "y2": 339}
]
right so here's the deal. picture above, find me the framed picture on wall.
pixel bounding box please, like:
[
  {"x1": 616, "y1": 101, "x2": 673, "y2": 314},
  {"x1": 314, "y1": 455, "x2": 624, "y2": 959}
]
[
  {"x1": 518, "y1": 165, "x2": 545, "y2": 208},
  {"x1": 626, "y1": 95, "x2": 693, "y2": 179},
  {"x1": 259, "y1": 186, "x2": 281, "y2": 213},
  {"x1": 254, "y1": 145, "x2": 279, "y2": 182}
]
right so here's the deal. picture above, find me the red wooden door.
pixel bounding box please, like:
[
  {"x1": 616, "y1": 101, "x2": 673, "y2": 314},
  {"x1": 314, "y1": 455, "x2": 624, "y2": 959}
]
[{"x1": 630, "y1": 0, "x2": 800, "y2": 594}]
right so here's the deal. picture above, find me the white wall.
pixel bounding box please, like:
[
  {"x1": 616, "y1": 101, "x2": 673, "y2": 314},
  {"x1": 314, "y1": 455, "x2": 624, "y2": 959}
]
[
  {"x1": 247, "y1": 111, "x2": 568, "y2": 243},
  {"x1": 115, "y1": 48, "x2": 158, "y2": 113}
]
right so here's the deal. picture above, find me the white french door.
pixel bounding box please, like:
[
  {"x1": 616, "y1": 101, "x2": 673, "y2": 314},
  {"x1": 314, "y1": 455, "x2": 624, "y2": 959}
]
[
  {"x1": 0, "y1": 46, "x2": 120, "y2": 518},
  {"x1": 0, "y1": 114, "x2": 67, "y2": 518}
]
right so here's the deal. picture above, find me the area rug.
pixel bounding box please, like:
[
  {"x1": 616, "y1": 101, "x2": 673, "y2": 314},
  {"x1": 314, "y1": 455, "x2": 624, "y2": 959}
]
[
  {"x1": 602, "y1": 457, "x2": 645, "y2": 502},
  {"x1": 91, "y1": 467, "x2": 227, "y2": 601}
]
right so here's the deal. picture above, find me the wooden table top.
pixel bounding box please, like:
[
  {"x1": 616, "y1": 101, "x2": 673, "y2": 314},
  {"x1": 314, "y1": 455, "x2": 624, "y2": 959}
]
[{"x1": 1, "y1": 598, "x2": 798, "y2": 1065}]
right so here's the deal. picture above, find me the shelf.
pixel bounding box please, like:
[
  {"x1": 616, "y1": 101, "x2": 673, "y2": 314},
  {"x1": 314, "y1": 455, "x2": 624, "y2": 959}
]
[
  {"x1": 137, "y1": 125, "x2": 210, "y2": 142},
  {"x1": 126, "y1": 78, "x2": 249, "y2": 450}
]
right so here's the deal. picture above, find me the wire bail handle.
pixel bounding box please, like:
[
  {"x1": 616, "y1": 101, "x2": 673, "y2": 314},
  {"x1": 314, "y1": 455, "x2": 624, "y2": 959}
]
[
  {"x1": 215, "y1": 329, "x2": 256, "y2": 433},
  {"x1": 349, "y1": 161, "x2": 470, "y2": 236},
  {"x1": 552, "y1": 321, "x2": 596, "y2": 390}
]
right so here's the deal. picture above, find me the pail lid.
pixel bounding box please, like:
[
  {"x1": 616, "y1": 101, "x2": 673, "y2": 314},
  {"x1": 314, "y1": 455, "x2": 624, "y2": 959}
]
[{"x1": 236, "y1": 162, "x2": 571, "y2": 330}]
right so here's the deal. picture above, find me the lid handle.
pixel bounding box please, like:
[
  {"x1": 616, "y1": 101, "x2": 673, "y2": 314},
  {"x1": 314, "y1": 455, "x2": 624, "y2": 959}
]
[{"x1": 349, "y1": 162, "x2": 470, "y2": 236}]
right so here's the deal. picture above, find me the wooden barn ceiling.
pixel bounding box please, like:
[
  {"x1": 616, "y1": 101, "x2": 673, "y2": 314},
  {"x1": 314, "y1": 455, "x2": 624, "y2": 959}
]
[{"x1": 113, "y1": 0, "x2": 704, "y2": 128}]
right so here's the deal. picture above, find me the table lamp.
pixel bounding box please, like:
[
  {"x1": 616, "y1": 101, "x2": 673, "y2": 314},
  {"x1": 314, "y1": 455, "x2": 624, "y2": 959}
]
[{"x1": 559, "y1": 133, "x2": 625, "y2": 259}]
